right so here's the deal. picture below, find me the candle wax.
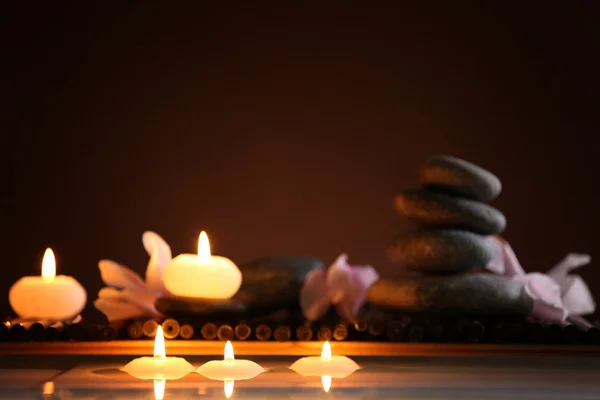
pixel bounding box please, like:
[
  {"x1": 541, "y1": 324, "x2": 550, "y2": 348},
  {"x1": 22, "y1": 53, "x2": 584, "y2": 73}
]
[
  {"x1": 9, "y1": 248, "x2": 86, "y2": 321},
  {"x1": 121, "y1": 326, "x2": 195, "y2": 380},
  {"x1": 163, "y1": 231, "x2": 242, "y2": 299},
  {"x1": 289, "y1": 341, "x2": 360, "y2": 378},
  {"x1": 196, "y1": 341, "x2": 265, "y2": 381}
]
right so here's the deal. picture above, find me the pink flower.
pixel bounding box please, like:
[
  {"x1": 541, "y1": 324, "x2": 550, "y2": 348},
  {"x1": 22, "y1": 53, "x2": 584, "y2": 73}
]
[{"x1": 300, "y1": 254, "x2": 379, "y2": 321}]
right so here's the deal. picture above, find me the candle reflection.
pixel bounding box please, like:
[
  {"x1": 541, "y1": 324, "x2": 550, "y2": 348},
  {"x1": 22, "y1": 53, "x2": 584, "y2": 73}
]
[
  {"x1": 154, "y1": 379, "x2": 165, "y2": 400},
  {"x1": 224, "y1": 379, "x2": 234, "y2": 398},
  {"x1": 321, "y1": 375, "x2": 332, "y2": 392}
]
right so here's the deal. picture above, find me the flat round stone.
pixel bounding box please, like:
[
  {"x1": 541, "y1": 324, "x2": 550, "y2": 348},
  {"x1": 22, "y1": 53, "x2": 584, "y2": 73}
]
[
  {"x1": 367, "y1": 274, "x2": 533, "y2": 316},
  {"x1": 388, "y1": 229, "x2": 494, "y2": 273},
  {"x1": 233, "y1": 257, "x2": 323, "y2": 313},
  {"x1": 420, "y1": 155, "x2": 502, "y2": 201},
  {"x1": 155, "y1": 297, "x2": 247, "y2": 318},
  {"x1": 394, "y1": 189, "x2": 506, "y2": 235}
]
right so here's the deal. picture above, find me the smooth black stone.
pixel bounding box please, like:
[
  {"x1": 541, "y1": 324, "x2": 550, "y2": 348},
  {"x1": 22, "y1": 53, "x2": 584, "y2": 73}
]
[
  {"x1": 394, "y1": 189, "x2": 506, "y2": 235},
  {"x1": 420, "y1": 155, "x2": 502, "y2": 201},
  {"x1": 367, "y1": 274, "x2": 533, "y2": 316},
  {"x1": 65, "y1": 323, "x2": 86, "y2": 341},
  {"x1": 386, "y1": 321, "x2": 406, "y2": 341},
  {"x1": 233, "y1": 257, "x2": 323, "y2": 313},
  {"x1": 425, "y1": 322, "x2": 445, "y2": 342},
  {"x1": 584, "y1": 328, "x2": 600, "y2": 345},
  {"x1": 44, "y1": 327, "x2": 61, "y2": 341},
  {"x1": 155, "y1": 297, "x2": 247, "y2": 318},
  {"x1": 388, "y1": 229, "x2": 494, "y2": 273}
]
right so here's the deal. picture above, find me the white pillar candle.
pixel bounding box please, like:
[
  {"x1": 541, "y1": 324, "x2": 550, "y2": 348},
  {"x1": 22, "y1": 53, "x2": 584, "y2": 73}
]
[
  {"x1": 121, "y1": 326, "x2": 195, "y2": 380},
  {"x1": 162, "y1": 231, "x2": 242, "y2": 299},
  {"x1": 9, "y1": 248, "x2": 87, "y2": 321}
]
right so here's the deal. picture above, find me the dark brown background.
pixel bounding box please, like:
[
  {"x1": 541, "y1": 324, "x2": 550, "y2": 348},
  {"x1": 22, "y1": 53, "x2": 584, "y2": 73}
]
[{"x1": 2, "y1": 3, "x2": 599, "y2": 321}]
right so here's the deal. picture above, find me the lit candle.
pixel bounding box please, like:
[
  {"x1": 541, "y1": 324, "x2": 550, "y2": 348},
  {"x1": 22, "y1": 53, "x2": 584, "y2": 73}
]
[
  {"x1": 196, "y1": 341, "x2": 265, "y2": 397},
  {"x1": 162, "y1": 231, "x2": 242, "y2": 299},
  {"x1": 121, "y1": 326, "x2": 195, "y2": 380},
  {"x1": 289, "y1": 341, "x2": 360, "y2": 391},
  {"x1": 196, "y1": 341, "x2": 265, "y2": 381},
  {"x1": 9, "y1": 248, "x2": 86, "y2": 321}
]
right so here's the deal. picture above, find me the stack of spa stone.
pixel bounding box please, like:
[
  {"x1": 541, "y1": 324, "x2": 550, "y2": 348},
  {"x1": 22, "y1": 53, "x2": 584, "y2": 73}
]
[{"x1": 367, "y1": 155, "x2": 534, "y2": 317}]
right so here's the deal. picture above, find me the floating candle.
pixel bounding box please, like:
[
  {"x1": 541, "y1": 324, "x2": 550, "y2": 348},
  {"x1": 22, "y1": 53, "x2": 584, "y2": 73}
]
[
  {"x1": 289, "y1": 341, "x2": 360, "y2": 379},
  {"x1": 163, "y1": 231, "x2": 242, "y2": 299},
  {"x1": 9, "y1": 248, "x2": 86, "y2": 321},
  {"x1": 196, "y1": 341, "x2": 265, "y2": 380},
  {"x1": 121, "y1": 326, "x2": 195, "y2": 380}
]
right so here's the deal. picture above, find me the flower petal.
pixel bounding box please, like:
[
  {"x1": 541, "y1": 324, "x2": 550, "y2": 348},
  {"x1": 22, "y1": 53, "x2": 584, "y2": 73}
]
[
  {"x1": 98, "y1": 260, "x2": 145, "y2": 290},
  {"x1": 142, "y1": 231, "x2": 172, "y2": 294},
  {"x1": 299, "y1": 269, "x2": 331, "y2": 321}
]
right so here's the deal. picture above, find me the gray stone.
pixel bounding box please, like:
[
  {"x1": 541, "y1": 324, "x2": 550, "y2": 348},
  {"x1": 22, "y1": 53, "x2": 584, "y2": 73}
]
[
  {"x1": 388, "y1": 229, "x2": 494, "y2": 273},
  {"x1": 155, "y1": 297, "x2": 247, "y2": 318},
  {"x1": 420, "y1": 155, "x2": 502, "y2": 201},
  {"x1": 233, "y1": 257, "x2": 323, "y2": 312},
  {"x1": 394, "y1": 189, "x2": 506, "y2": 235},
  {"x1": 367, "y1": 274, "x2": 533, "y2": 316}
]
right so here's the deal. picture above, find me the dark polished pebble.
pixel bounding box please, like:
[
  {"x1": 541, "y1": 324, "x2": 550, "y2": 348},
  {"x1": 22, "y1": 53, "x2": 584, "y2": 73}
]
[
  {"x1": 425, "y1": 322, "x2": 444, "y2": 342},
  {"x1": 155, "y1": 297, "x2": 247, "y2": 318},
  {"x1": 234, "y1": 257, "x2": 323, "y2": 313},
  {"x1": 45, "y1": 327, "x2": 61, "y2": 341},
  {"x1": 388, "y1": 229, "x2": 494, "y2": 273},
  {"x1": 563, "y1": 325, "x2": 581, "y2": 344},
  {"x1": 546, "y1": 324, "x2": 564, "y2": 344},
  {"x1": 354, "y1": 320, "x2": 368, "y2": 332},
  {"x1": 367, "y1": 275, "x2": 533, "y2": 316},
  {"x1": 394, "y1": 189, "x2": 506, "y2": 235},
  {"x1": 420, "y1": 155, "x2": 502, "y2": 201}
]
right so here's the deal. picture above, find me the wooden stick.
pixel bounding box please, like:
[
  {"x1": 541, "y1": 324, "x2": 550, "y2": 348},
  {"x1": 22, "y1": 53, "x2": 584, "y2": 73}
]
[{"x1": 0, "y1": 341, "x2": 599, "y2": 357}]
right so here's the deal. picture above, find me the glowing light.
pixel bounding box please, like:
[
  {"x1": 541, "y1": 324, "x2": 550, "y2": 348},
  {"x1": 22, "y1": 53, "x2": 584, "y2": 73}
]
[
  {"x1": 154, "y1": 379, "x2": 165, "y2": 400},
  {"x1": 321, "y1": 375, "x2": 332, "y2": 392},
  {"x1": 224, "y1": 340, "x2": 234, "y2": 361},
  {"x1": 154, "y1": 326, "x2": 166, "y2": 358},
  {"x1": 42, "y1": 381, "x2": 54, "y2": 395},
  {"x1": 197, "y1": 231, "x2": 211, "y2": 263},
  {"x1": 321, "y1": 341, "x2": 332, "y2": 361},
  {"x1": 224, "y1": 380, "x2": 234, "y2": 398},
  {"x1": 41, "y1": 248, "x2": 56, "y2": 282}
]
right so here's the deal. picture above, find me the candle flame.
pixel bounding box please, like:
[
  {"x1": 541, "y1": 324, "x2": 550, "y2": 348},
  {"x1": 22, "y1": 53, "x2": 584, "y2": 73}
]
[
  {"x1": 321, "y1": 341, "x2": 332, "y2": 360},
  {"x1": 224, "y1": 340, "x2": 234, "y2": 361},
  {"x1": 198, "y1": 231, "x2": 211, "y2": 262},
  {"x1": 41, "y1": 248, "x2": 56, "y2": 282},
  {"x1": 42, "y1": 381, "x2": 54, "y2": 395},
  {"x1": 154, "y1": 326, "x2": 165, "y2": 358},
  {"x1": 154, "y1": 379, "x2": 165, "y2": 400},
  {"x1": 321, "y1": 375, "x2": 332, "y2": 392},
  {"x1": 224, "y1": 380, "x2": 234, "y2": 399}
]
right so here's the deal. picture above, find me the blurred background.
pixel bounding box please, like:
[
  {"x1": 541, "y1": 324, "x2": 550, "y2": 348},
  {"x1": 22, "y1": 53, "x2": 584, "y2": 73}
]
[{"x1": 2, "y1": 3, "x2": 598, "y2": 321}]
